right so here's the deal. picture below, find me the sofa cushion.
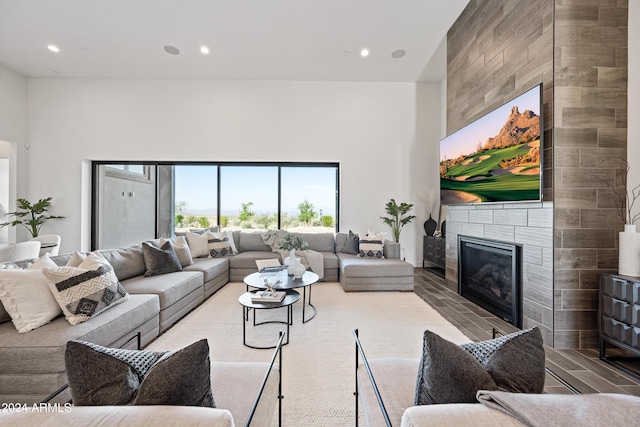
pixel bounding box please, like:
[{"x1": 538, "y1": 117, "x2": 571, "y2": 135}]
[
  {"x1": 338, "y1": 253, "x2": 413, "y2": 278},
  {"x1": 122, "y1": 271, "x2": 203, "y2": 310},
  {"x1": 142, "y1": 241, "x2": 183, "y2": 276},
  {"x1": 238, "y1": 232, "x2": 272, "y2": 252},
  {"x1": 98, "y1": 246, "x2": 146, "y2": 281},
  {"x1": 293, "y1": 232, "x2": 335, "y2": 253},
  {"x1": 0, "y1": 269, "x2": 62, "y2": 333},
  {"x1": 0, "y1": 293, "x2": 159, "y2": 375},
  {"x1": 65, "y1": 339, "x2": 214, "y2": 407},
  {"x1": 358, "y1": 233, "x2": 384, "y2": 258},
  {"x1": 43, "y1": 253, "x2": 129, "y2": 326},
  {"x1": 415, "y1": 330, "x2": 498, "y2": 405},
  {"x1": 185, "y1": 257, "x2": 229, "y2": 283},
  {"x1": 228, "y1": 251, "x2": 282, "y2": 270}
]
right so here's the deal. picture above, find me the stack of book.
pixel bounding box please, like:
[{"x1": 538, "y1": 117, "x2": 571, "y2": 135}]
[{"x1": 251, "y1": 290, "x2": 286, "y2": 303}]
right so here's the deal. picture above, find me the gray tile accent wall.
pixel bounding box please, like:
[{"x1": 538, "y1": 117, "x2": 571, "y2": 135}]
[{"x1": 444, "y1": 0, "x2": 628, "y2": 349}]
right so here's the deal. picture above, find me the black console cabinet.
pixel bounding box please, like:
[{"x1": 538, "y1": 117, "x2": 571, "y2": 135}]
[
  {"x1": 423, "y1": 236, "x2": 445, "y2": 275},
  {"x1": 599, "y1": 273, "x2": 640, "y2": 379}
]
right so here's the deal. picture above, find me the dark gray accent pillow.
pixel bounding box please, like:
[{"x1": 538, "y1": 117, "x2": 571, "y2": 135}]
[
  {"x1": 461, "y1": 327, "x2": 545, "y2": 394},
  {"x1": 65, "y1": 339, "x2": 215, "y2": 407},
  {"x1": 414, "y1": 327, "x2": 545, "y2": 406},
  {"x1": 342, "y1": 230, "x2": 360, "y2": 255},
  {"x1": 414, "y1": 330, "x2": 498, "y2": 405},
  {"x1": 142, "y1": 241, "x2": 182, "y2": 276}
]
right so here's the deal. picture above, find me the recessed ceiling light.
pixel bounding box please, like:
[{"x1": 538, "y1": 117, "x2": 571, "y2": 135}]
[
  {"x1": 47, "y1": 69, "x2": 57, "y2": 75},
  {"x1": 360, "y1": 49, "x2": 369, "y2": 57},
  {"x1": 163, "y1": 45, "x2": 180, "y2": 55},
  {"x1": 47, "y1": 45, "x2": 59, "y2": 53},
  {"x1": 391, "y1": 49, "x2": 406, "y2": 59},
  {"x1": 200, "y1": 46, "x2": 210, "y2": 55},
  {"x1": 343, "y1": 50, "x2": 349, "y2": 56}
]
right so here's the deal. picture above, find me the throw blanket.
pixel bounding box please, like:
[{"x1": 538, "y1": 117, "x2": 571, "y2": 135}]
[
  {"x1": 261, "y1": 230, "x2": 324, "y2": 279},
  {"x1": 476, "y1": 390, "x2": 640, "y2": 427}
]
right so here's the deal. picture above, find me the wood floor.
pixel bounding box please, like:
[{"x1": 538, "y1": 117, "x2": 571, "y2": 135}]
[{"x1": 413, "y1": 268, "x2": 640, "y2": 396}]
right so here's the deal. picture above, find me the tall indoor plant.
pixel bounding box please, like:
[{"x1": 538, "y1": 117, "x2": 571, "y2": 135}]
[
  {"x1": 380, "y1": 199, "x2": 416, "y2": 243},
  {"x1": 0, "y1": 197, "x2": 65, "y2": 238}
]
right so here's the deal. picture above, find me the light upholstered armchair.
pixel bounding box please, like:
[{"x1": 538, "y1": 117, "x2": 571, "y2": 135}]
[
  {"x1": 0, "y1": 241, "x2": 41, "y2": 263},
  {"x1": 29, "y1": 234, "x2": 61, "y2": 256}
]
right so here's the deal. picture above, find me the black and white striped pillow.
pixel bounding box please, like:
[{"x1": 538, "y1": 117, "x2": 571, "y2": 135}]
[
  {"x1": 43, "y1": 252, "x2": 128, "y2": 325},
  {"x1": 358, "y1": 233, "x2": 385, "y2": 258}
]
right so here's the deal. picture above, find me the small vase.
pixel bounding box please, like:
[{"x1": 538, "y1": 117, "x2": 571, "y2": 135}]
[
  {"x1": 423, "y1": 215, "x2": 437, "y2": 236},
  {"x1": 286, "y1": 249, "x2": 297, "y2": 275},
  {"x1": 292, "y1": 262, "x2": 306, "y2": 279},
  {"x1": 619, "y1": 224, "x2": 640, "y2": 276}
]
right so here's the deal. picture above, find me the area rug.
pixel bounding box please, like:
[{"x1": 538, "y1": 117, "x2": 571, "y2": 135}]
[{"x1": 147, "y1": 282, "x2": 471, "y2": 426}]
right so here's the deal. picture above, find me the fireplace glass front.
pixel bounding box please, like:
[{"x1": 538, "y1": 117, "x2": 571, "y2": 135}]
[{"x1": 458, "y1": 236, "x2": 522, "y2": 328}]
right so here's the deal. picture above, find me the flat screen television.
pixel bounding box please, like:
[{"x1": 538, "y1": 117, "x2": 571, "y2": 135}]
[{"x1": 440, "y1": 84, "x2": 542, "y2": 205}]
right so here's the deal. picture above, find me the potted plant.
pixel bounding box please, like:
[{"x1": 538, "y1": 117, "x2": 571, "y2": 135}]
[
  {"x1": 380, "y1": 199, "x2": 417, "y2": 243},
  {"x1": 0, "y1": 197, "x2": 65, "y2": 238}
]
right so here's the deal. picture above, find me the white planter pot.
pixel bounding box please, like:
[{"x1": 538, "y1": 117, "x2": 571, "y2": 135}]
[{"x1": 619, "y1": 225, "x2": 640, "y2": 276}]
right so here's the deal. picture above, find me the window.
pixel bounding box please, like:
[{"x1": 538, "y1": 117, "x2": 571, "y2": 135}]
[{"x1": 92, "y1": 161, "x2": 339, "y2": 249}]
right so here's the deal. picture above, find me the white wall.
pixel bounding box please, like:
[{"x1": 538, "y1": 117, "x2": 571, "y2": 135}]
[
  {"x1": 630, "y1": 1, "x2": 639, "y2": 218},
  {"x1": 26, "y1": 79, "x2": 430, "y2": 263},
  {"x1": 0, "y1": 64, "x2": 28, "y2": 243},
  {"x1": 413, "y1": 83, "x2": 443, "y2": 259}
]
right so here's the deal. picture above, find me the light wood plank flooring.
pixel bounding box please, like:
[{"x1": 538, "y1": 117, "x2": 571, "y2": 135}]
[{"x1": 413, "y1": 268, "x2": 640, "y2": 396}]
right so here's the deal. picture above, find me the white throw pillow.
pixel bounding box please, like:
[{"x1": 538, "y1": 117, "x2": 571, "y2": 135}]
[
  {"x1": 186, "y1": 231, "x2": 210, "y2": 258},
  {"x1": 27, "y1": 253, "x2": 58, "y2": 270},
  {"x1": 66, "y1": 251, "x2": 87, "y2": 267},
  {"x1": 0, "y1": 269, "x2": 63, "y2": 333}
]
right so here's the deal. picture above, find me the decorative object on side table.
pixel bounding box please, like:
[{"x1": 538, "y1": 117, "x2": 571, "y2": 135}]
[
  {"x1": 423, "y1": 214, "x2": 437, "y2": 236},
  {"x1": 277, "y1": 233, "x2": 309, "y2": 277},
  {"x1": 0, "y1": 197, "x2": 65, "y2": 238},
  {"x1": 380, "y1": 199, "x2": 417, "y2": 243},
  {"x1": 610, "y1": 159, "x2": 640, "y2": 276}
]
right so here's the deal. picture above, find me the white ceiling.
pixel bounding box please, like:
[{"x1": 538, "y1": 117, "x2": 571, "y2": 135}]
[{"x1": 0, "y1": 0, "x2": 468, "y2": 82}]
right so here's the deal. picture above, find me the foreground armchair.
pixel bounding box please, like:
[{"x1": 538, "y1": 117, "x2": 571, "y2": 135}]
[{"x1": 0, "y1": 332, "x2": 285, "y2": 427}]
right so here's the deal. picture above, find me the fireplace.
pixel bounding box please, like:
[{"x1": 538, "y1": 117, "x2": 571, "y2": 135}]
[{"x1": 458, "y1": 236, "x2": 522, "y2": 328}]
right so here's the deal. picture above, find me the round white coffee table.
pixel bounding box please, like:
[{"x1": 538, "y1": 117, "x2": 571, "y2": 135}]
[{"x1": 243, "y1": 271, "x2": 319, "y2": 323}]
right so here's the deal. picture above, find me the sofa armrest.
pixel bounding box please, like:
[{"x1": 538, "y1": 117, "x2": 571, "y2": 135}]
[{"x1": 384, "y1": 241, "x2": 401, "y2": 259}]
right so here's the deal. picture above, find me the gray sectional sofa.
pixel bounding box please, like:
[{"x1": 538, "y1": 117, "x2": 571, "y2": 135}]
[{"x1": 0, "y1": 230, "x2": 413, "y2": 406}]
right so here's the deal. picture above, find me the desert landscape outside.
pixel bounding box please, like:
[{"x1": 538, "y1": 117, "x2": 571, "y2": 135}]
[{"x1": 440, "y1": 85, "x2": 541, "y2": 204}]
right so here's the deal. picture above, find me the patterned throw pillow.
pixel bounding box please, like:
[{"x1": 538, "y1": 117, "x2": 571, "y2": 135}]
[
  {"x1": 43, "y1": 252, "x2": 129, "y2": 326},
  {"x1": 207, "y1": 231, "x2": 234, "y2": 258},
  {"x1": 358, "y1": 233, "x2": 385, "y2": 258},
  {"x1": 141, "y1": 241, "x2": 183, "y2": 276},
  {"x1": 414, "y1": 327, "x2": 545, "y2": 405},
  {"x1": 65, "y1": 339, "x2": 215, "y2": 407}
]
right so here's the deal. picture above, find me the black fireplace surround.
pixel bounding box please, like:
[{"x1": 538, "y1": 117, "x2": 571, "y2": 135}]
[{"x1": 458, "y1": 236, "x2": 523, "y2": 328}]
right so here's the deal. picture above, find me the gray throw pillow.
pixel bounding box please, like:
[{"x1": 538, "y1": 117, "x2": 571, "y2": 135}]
[
  {"x1": 342, "y1": 230, "x2": 359, "y2": 255},
  {"x1": 142, "y1": 241, "x2": 182, "y2": 276},
  {"x1": 460, "y1": 327, "x2": 545, "y2": 394},
  {"x1": 414, "y1": 327, "x2": 545, "y2": 406},
  {"x1": 414, "y1": 330, "x2": 498, "y2": 405},
  {"x1": 65, "y1": 339, "x2": 215, "y2": 407}
]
